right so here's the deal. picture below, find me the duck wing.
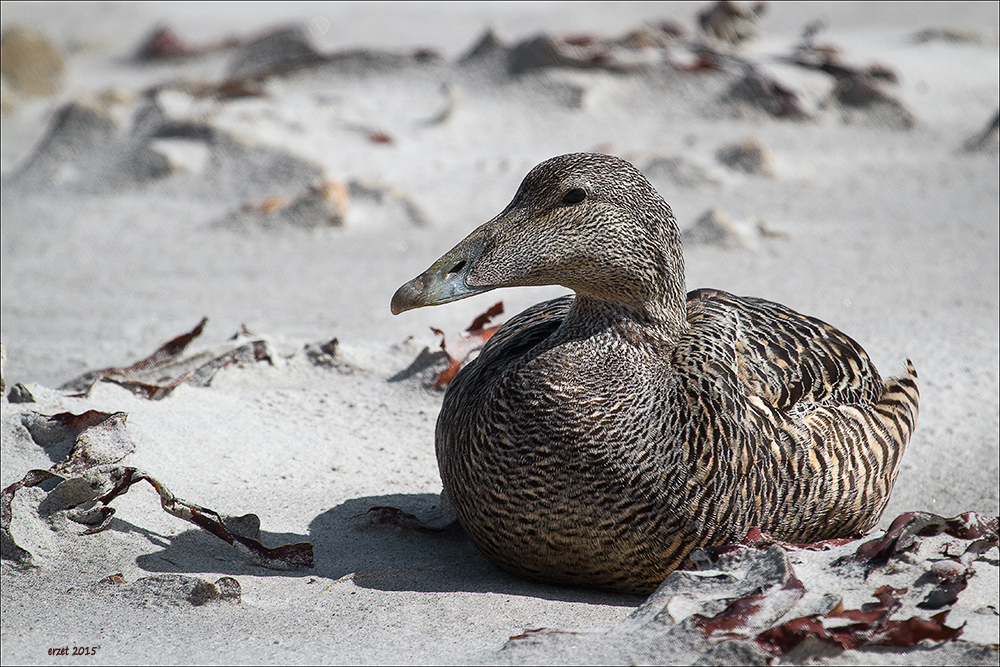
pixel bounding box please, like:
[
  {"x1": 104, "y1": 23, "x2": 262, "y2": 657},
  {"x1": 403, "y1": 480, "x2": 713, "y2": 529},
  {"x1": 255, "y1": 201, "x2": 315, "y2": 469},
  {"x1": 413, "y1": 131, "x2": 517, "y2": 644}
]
[
  {"x1": 685, "y1": 288, "x2": 884, "y2": 412},
  {"x1": 470, "y1": 289, "x2": 884, "y2": 414}
]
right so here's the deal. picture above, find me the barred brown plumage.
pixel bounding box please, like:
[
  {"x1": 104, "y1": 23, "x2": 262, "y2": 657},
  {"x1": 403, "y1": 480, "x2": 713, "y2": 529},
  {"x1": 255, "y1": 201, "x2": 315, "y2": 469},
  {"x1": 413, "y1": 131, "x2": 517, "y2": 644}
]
[{"x1": 391, "y1": 153, "x2": 919, "y2": 595}]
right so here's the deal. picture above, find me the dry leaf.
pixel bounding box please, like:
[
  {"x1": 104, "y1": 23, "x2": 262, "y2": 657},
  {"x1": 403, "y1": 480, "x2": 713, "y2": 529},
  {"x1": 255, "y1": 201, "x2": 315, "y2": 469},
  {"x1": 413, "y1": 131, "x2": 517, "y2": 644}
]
[
  {"x1": 59, "y1": 319, "x2": 272, "y2": 399},
  {"x1": 432, "y1": 301, "x2": 504, "y2": 389}
]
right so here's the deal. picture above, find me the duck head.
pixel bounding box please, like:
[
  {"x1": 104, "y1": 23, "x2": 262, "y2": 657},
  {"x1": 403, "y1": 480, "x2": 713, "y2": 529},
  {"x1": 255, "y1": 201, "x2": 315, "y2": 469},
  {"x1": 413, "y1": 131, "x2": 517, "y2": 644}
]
[{"x1": 391, "y1": 153, "x2": 687, "y2": 329}]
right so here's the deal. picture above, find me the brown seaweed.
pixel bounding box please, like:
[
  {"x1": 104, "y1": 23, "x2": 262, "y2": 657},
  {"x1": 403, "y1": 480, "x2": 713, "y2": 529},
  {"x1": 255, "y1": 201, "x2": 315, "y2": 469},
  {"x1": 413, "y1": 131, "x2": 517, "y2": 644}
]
[
  {"x1": 59, "y1": 319, "x2": 272, "y2": 399},
  {"x1": 432, "y1": 301, "x2": 504, "y2": 389},
  {"x1": 2, "y1": 409, "x2": 312, "y2": 570}
]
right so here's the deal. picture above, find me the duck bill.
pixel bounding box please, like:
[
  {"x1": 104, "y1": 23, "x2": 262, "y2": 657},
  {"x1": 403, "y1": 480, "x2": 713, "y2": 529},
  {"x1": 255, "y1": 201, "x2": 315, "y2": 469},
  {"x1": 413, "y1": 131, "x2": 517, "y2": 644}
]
[{"x1": 390, "y1": 225, "x2": 494, "y2": 315}]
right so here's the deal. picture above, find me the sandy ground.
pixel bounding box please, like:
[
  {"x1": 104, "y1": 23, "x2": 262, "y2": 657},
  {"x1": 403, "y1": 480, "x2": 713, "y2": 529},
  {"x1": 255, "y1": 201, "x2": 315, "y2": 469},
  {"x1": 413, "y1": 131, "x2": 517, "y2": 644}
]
[{"x1": 1, "y1": 2, "x2": 998, "y2": 664}]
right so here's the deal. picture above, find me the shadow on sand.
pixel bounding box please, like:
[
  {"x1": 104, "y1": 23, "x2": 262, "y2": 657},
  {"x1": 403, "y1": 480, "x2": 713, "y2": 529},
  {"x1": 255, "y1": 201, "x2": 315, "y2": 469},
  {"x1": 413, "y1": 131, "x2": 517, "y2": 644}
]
[{"x1": 135, "y1": 492, "x2": 639, "y2": 607}]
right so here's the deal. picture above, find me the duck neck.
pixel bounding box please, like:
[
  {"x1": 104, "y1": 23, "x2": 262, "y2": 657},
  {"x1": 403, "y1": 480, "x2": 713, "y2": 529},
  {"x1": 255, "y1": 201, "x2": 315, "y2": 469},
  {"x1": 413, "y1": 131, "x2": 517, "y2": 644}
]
[
  {"x1": 561, "y1": 285, "x2": 688, "y2": 347},
  {"x1": 561, "y1": 224, "x2": 689, "y2": 344}
]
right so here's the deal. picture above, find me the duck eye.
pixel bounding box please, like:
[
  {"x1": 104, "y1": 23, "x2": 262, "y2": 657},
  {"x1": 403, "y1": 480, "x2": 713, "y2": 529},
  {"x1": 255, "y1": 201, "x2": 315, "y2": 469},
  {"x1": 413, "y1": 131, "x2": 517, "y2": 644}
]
[{"x1": 561, "y1": 188, "x2": 586, "y2": 205}]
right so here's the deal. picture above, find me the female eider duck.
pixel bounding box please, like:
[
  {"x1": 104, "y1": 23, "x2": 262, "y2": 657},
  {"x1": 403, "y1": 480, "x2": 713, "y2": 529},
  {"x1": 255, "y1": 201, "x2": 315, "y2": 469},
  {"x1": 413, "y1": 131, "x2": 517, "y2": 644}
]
[{"x1": 391, "y1": 153, "x2": 919, "y2": 595}]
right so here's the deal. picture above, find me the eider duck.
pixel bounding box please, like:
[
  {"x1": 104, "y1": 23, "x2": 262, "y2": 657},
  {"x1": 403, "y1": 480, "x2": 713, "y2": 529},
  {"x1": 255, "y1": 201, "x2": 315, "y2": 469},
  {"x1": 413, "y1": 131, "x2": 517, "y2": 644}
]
[{"x1": 391, "y1": 153, "x2": 919, "y2": 595}]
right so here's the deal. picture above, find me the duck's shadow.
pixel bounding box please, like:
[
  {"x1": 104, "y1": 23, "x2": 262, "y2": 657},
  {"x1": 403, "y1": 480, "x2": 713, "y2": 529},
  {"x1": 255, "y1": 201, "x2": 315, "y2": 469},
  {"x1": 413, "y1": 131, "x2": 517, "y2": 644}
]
[{"x1": 136, "y1": 492, "x2": 638, "y2": 607}]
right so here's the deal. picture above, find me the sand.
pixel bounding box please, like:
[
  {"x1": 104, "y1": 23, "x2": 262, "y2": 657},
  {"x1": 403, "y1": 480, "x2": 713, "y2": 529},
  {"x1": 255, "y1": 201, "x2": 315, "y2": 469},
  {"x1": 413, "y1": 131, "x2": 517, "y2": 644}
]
[{"x1": 1, "y1": 2, "x2": 998, "y2": 664}]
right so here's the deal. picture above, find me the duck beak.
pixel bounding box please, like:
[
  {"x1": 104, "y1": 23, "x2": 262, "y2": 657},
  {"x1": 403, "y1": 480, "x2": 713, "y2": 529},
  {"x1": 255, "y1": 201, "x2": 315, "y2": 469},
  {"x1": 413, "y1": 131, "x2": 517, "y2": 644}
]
[{"x1": 390, "y1": 225, "x2": 494, "y2": 315}]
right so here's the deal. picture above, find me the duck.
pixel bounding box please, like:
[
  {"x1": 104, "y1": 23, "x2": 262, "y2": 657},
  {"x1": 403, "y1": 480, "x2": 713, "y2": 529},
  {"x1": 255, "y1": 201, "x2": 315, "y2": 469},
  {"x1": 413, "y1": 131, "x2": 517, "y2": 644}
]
[{"x1": 390, "y1": 152, "x2": 919, "y2": 595}]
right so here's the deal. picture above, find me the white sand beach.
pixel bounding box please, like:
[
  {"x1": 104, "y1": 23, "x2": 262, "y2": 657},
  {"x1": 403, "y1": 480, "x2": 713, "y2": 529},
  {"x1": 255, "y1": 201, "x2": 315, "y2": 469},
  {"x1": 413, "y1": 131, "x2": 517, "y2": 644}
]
[{"x1": 2, "y1": 2, "x2": 998, "y2": 664}]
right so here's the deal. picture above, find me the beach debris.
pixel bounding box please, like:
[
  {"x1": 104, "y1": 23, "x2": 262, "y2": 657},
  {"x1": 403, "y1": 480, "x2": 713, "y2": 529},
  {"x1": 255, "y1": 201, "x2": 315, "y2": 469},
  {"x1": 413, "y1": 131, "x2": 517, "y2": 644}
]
[
  {"x1": 218, "y1": 180, "x2": 349, "y2": 230},
  {"x1": 507, "y1": 35, "x2": 584, "y2": 75},
  {"x1": 719, "y1": 65, "x2": 810, "y2": 120},
  {"x1": 2, "y1": 410, "x2": 135, "y2": 565},
  {"x1": 227, "y1": 26, "x2": 324, "y2": 80},
  {"x1": 2, "y1": 409, "x2": 314, "y2": 570},
  {"x1": 683, "y1": 207, "x2": 783, "y2": 248},
  {"x1": 715, "y1": 138, "x2": 774, "y2": 176},
  {"x1": 691, "y1": 512, "x2": 997, "y2": 656},
  {"x1": 464, "y1": 21, "x2": 682, "y2": 73},
  {"x1": 782, "y1": 22, "x2": 914, "y2": 130},
  {"x1": 136, "y1": 22, "x2": 438, "y2": 81},
  {"x1": 59, "y1": 318, "x2": 272, "y2": 399},
  {"x1": 691, "y1": 550, "x2": 808, "y2": 637},
  {"x1": 139, "y1": 71, "x2": 268, "y2": 103},
  {"x1": 752, "y1": 586, "x2": 964, "y2": 656},
  {"x1": 498, "y1": 511, "x2": 995, "y2": 663},
  {"x1": 366, "y1": 492, "x2": 458, "y2": 532},
  {"x1": 7, "y1": 383, "x2": 34, "y2": 404},
  {"x1": 390, "y1": 302, "x2": 505, "y2": 388},
  {"x1": 134, "y1": 25, "x2": 243, "y2": 62},
  {"x1": 459, "y1": 26, "x2": 508, "y2": 63},
  {"x1": 95, "y1": 573, "x2": 242, "y2": 607},
  {"x1": 638, "y1": 155, "x2": 708, "y2": 188},
  {"x1": 368, "y1": 129, "x2": 394, "y2": 145},
  {"x1": 72, "y1": 467, "x2": 314, "y2": 569},
  {"x1": 698, "y1": 1, "x2": 766, "y2": 46},
  {"x1": 693, "y1": 526, "x2": 860, "y2": 563},
  {"x1": 669, "y1": 41, "x2": 730, "y2": 73},
  {"x1": 431, "y1": 301, "x2": 505, "y2": 389},
  {"x1": 917, "y1": 560, "x2": 973, "y2": 610},
  {"x1": 786, "y1": 21, "x2": 899, "y2": 84},
  {"x1": 685, "y1": 208, "x2": 740, "y2": 246},
  {"x1": 8, "y1": 99, "x2": 120, "y2": 188},
  {"x1": 0, "y1": 26, "x2": 64, "y2": 97},
  {"x1": 825, "y1": 72, "x2": 916, "y2": 130},
  {"x1": 6, "y1": 97, "x2": 324, "y2": 197},
  {"x1": 386, "y1": 346, "x2": 448, "y2": 384},
  {"x1": 303, "y1": 337, "x2": 341, "y2": 368},
  {"x1": 962, "y1": 110, "x2": 1000, "y2": 153},
  {"x1": 621, "y1": 24, "x2": 678, "y2": 50},
  {"x1": 219, "y1": 176, "x2": 427, "y2": 230},
  {"x1": 834, "y1": 511, "x2": 999, "y2": 573},
  {"x1": 508, "y1": 34, "x2": 653, "y2": 75},
  {"x1": 135, "y1": 26, "x2": 195, "y2": 60},
  {"x1": 342, "y1": 123, "x2": 395, "y2": 145}
]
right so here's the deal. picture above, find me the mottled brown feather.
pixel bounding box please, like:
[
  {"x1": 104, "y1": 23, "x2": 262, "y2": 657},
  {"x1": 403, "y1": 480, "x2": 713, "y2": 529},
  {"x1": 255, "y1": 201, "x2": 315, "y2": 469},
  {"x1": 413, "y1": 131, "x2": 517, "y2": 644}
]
[{"x1": 430, "y1": 153, "x2": 919, "y2": 595}]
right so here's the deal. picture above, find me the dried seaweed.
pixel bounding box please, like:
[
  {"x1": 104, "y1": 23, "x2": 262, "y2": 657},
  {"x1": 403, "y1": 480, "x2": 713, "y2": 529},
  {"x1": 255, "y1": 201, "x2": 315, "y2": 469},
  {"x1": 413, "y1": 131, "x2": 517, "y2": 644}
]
[
  {"x1": 59, "y1": 318, "x2": 272, "y2": 399},
  {"x1": 691, "y1": 551, "x2": 966, "y2": 657},
  {"x1": 2, "y1": 410, "x2": 133, "y2": 565},
  {"x1": 916, "y1": 561, "x2": 974, "y2": 610},
  {"x1": 695, "y1": 525, "x2": 858, "y2": 564},
  {"x1": 134, "y1": 26, "x2": 242, "y2": 62},
  {"x1": 754, "y1": 587, "x2": 963, "y2": 655},
  {"x1": 836, "y1": 511, "x2": 999, "y2": 573},
  {"x1": 495, "y1": 515, "x2": 994, "y2": 663},
  {"x1": 367, "y1": 130, "x2": 394, "y2": 145},
  {"x1": 49, "y1": 411, "x2": 135, "y2": 476},
  {"x1": 690, "y1": 514, "x2": 994, "y2": 657},
  {"x1": 77, "y1": 466, "x2": 313, "y2": 569},
  {"x1": 2, "y1": 410, "x2": 312, "y2": 570},
  {"x1": 365, "y1": 503, "x2": 457, "y2": 533},
  {"x1": 59, "y1": 318, "x2": 207, "y2": 394},
  {"x1": 1, "y1": 469, "x2": 61, "y2": 564},
  {"x1": 431, "y1": 301, "x2": 504, "y2": 389},
  {"x1": 692, "y1": 570, "x2": 806, "y2": 636}
]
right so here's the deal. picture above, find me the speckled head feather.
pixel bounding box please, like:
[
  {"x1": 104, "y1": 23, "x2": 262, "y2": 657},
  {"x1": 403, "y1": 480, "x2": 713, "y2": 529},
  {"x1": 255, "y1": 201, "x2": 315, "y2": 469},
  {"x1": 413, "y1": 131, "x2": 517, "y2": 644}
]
[
  {"x1": 470, "y1": 153, "x2": 688, "y2": 332},
  {"x1": 392, "y1": 153, "x2": 919, "y2": 595}
]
